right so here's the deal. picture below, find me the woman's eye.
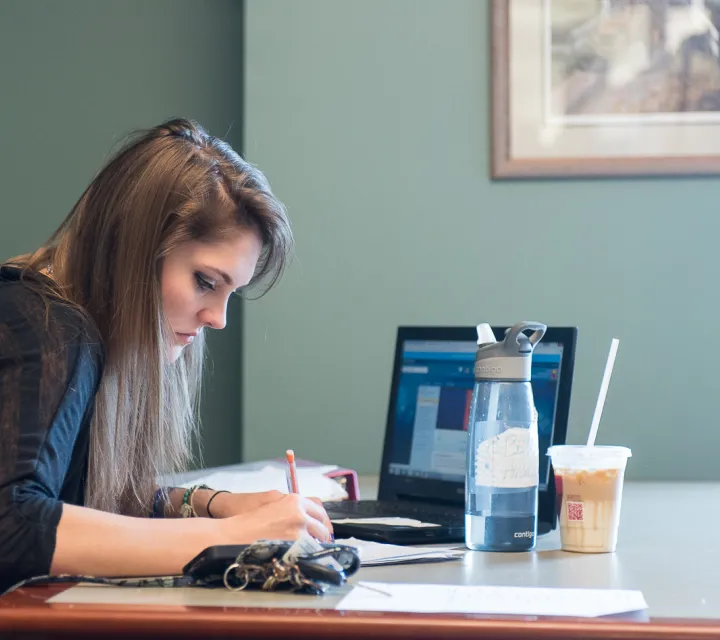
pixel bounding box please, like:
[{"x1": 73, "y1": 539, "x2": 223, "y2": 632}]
[{"x1": 195, "y1": 272, "x2": 216, "y2": 292}]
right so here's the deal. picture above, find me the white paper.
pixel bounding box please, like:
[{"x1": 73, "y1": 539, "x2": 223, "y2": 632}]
[
  {"x1": 180, "y1": 465, "x2": 347, "y2": 502},
  {"x1": 337, "y1": 582, "x2": 648, "y2": 617},
  {"x1": 336, "y1": 538, "x2": 462, "y2": 566},
  {"x1": 331, "y1": 517, "x2": 440, "y2": 528}
]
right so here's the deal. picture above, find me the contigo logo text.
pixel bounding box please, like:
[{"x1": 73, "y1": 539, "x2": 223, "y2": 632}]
[
  {"x1": 513, "y1": 531, "x2": 534, "y2": 539},
  {"x1": 477, "y1": 365, "x2": 501, "y2": 375}
]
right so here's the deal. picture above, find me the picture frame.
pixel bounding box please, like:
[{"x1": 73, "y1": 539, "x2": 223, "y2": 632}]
[{"x1": 491, "y1": 0, "x2": 720, "y2": 178}]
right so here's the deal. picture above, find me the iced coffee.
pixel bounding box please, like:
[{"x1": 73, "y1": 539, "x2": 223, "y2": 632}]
[{"x1": 547, "y1": 445, "x2": 631, "y2": 553}]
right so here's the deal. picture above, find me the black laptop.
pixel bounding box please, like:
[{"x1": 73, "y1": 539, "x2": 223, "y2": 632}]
[{"x1": 324, "y1": 326, "x2": 577, "y2": 545}]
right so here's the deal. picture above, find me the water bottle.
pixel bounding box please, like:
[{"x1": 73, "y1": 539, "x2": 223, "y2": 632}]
[{"x1": 465, "y1": 321, "x2": 546, "y2": 552}]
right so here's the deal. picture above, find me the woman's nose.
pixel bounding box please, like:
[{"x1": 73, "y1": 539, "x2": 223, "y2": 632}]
[{"x1": 199, "y1": 299, "x2": 228, "y2": 330}]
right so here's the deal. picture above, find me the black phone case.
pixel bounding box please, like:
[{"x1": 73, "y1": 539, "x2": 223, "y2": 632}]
[
  {"x1": 182, "y1": 541, "x2": 361, "y2": 594},
  {"x1": 183, "y1": 544, "x2": 247, "y2": 582}
]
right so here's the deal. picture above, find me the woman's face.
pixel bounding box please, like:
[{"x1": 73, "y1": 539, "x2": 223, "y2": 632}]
[{"x1": 161, "y1": 229, "x2": 262, "y2": 362}]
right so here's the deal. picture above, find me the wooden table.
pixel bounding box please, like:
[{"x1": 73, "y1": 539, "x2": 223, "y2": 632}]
[
  {"x1": 2, "y1": 584, "x2": 720, "y2": 639},
  {"x1": 2, "y1": 479, "x2": 719, "y2": 639}
]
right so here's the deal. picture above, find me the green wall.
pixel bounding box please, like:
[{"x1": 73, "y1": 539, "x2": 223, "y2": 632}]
[
  {"x1": 0, "y1": 0, "x2": 245, "y2": 467},
  {"x1": 244, "y1": 0, "x2": 720, "y2": 481},
  {"x1": 3, "y1": 0, "x2": 718, "y2": 482}
]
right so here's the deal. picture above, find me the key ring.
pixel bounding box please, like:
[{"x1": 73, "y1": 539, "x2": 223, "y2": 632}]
[{"x1": 223, "y1": 562, "x2": 250, "y2": 591}]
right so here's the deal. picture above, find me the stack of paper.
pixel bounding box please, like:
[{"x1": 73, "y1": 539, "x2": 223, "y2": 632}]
[
  {"x1": 337, "y1": 582, "x2": 648, "y2": 618},
  {"x1": 179, "y1": 465, "x2": 348, "y2": 502},
  {"x1": 331, "y1": 517, "x2": 440, "y2": 528},
  {"x1": 336, "y1": 537, "x2": 463, "y2": 566}
]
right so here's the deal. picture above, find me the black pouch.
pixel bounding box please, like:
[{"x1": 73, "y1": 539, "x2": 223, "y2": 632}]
[{"x1": 183, "y1": 538, "x2": 361, "y2": 595}]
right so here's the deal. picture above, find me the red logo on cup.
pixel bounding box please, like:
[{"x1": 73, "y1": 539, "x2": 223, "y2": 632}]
[{"x1": 567, "y1": 501, "x2": 584, "y2": 522}]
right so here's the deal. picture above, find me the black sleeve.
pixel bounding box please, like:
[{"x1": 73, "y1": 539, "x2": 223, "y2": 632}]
[{"x1": 0, "y1": 288, "x2": 103, "y2": 592}]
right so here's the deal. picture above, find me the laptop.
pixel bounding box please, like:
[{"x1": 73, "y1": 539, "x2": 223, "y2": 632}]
[{"x1": 324, "y1": 325, "x2": 577, "y2": 545}]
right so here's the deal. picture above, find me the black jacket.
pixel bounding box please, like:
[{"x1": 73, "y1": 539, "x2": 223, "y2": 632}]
[{"x1": 0, "y1": 267, "x2": 103, "y2": 592}]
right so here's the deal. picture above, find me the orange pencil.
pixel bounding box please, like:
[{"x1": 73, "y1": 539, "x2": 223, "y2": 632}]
[{"x1": 285, "y1": 449, "x2": 299, "y2": 494}]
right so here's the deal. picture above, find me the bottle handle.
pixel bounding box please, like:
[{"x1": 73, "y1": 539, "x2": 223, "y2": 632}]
[{"x1": 505, "y1": 322, "x2": 547, "y2": 351}]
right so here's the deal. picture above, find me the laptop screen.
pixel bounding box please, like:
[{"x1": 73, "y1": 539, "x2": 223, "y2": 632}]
[{"x1": 388, "y1": 338, "x2": 564, "y2": 490}]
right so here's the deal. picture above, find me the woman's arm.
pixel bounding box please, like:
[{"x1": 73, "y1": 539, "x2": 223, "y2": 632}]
[
  {"x1": 52, "y1": 494, "x2": 332, "y2": 578},
  {"x1": 52, "y1": 503, "x2": 222, "y2": 577}
]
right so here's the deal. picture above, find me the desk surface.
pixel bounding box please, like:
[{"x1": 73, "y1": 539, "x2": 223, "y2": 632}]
[
  {"x1": 357, "y1": 478, "x2": 720, "y2": 620},
  {"x1": 1, "y1": 478, "x2": 718, "y2": 639}
]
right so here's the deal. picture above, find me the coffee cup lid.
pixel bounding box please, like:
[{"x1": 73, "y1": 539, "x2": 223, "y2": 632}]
[{"x1": 546, "y1": 445, "x2": 632, "y2": 466}]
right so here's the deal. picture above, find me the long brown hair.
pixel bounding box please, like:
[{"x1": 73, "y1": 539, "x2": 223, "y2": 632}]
[{"x1": 6, "y1": 118, "x2": 293, "y2": 515}]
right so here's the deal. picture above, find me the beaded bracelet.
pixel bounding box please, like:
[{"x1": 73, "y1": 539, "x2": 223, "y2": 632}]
[{"x1": 180, "y1": 484, "x2": 210, "y2": 518}]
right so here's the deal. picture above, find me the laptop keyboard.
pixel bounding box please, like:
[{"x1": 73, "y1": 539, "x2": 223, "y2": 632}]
[{"x1": 325, "y1": 500, "x2": 464, "y2": 525}]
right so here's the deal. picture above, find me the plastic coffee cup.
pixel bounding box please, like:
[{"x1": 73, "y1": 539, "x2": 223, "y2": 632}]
[{"x1": 547, "y1": 445, "x2": 632, "y2": 553}]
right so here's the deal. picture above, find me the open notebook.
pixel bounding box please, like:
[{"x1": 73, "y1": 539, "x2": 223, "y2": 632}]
[{"x1": 178, "y1": 463, "x2": 350, "y2": 502}]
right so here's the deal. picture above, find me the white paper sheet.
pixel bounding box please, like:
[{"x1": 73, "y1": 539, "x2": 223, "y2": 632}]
[
  {"x1": 337, "y1": 582, "x2": 648, "y2": 617},
  {"x1": 180, "y1": 465, "x2": 347, "y2": 502},
  {"x1": 336, "y1": 537, "x2": 463, "y2": 566},
  {"x1": 331, "y1": 517, "x2": 440, "y2": 527}
]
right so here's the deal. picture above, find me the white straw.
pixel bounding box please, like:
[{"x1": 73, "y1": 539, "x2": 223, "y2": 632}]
[{"x1": 587, "y1": 338, "x2": 619, "y2": 447}]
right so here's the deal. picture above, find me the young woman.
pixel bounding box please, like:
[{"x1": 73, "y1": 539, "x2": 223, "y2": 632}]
[{"x1": 0, "y1": 118, "x2": 332, "y2": 593}]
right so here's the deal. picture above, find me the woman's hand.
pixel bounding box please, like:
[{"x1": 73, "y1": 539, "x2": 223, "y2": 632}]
[{"x1": 218, "y1": 493, "x2": 334, "y2": 543}]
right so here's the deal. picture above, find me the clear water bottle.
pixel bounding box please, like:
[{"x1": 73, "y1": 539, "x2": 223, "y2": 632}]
[{"x1": 465, "y1": 321, "x2": 546, "y2": 552}]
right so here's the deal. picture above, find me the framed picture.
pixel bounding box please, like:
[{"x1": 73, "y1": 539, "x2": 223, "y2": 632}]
[{"x1": 492, "y1": 0, "x2": 720, "y2": 178}]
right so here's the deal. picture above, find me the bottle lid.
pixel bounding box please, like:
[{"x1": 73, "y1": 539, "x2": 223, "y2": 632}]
[
  {"x1": 476, "y1": 323, "x2": 497, "y2": 345},
  {"x1": 474, "y1": 321, "x2": 547, "y2": 382}
]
